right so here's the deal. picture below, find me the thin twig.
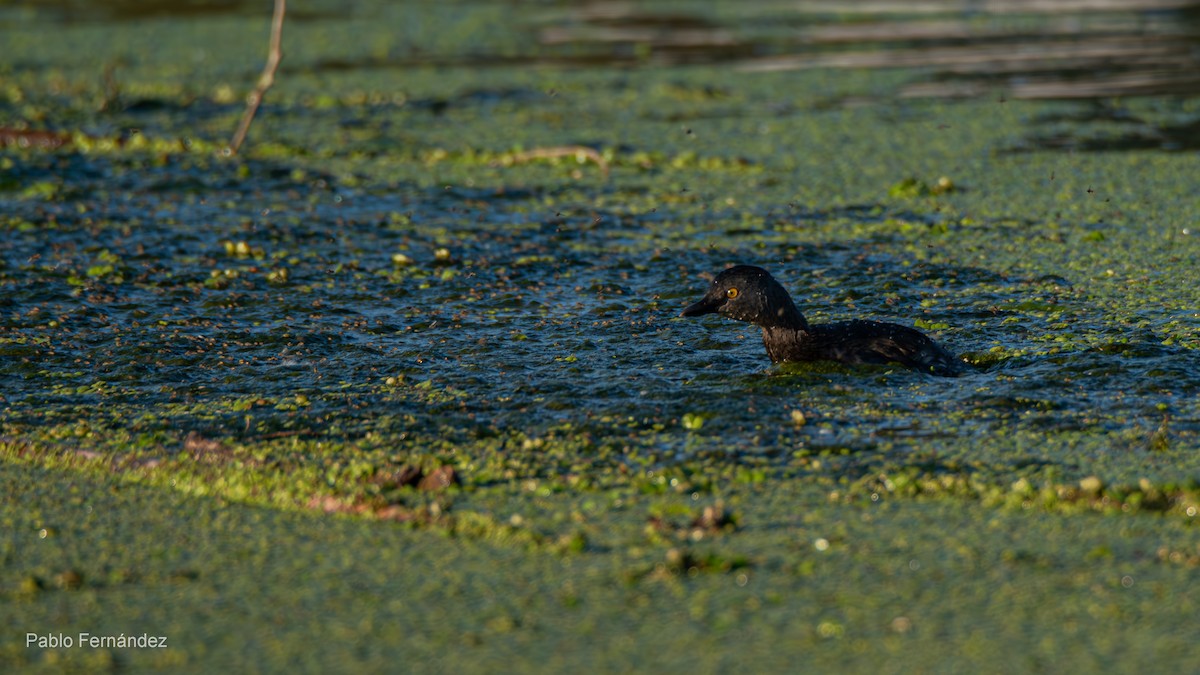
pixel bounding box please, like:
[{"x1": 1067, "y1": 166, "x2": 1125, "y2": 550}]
[
  {"x1": 227, "y1": 0, "x2": 286, "y2": 156},
  {"x1": 497, "y1": 145, "x2": 610, "y2": 177},
  {"x1": 99, "y1": 62, "x2": 121, "y2": 112}
]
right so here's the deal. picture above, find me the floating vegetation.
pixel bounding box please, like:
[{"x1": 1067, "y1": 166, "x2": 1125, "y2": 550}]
[{"x1": 2, "y1": 0, "x2": 1199, "y2": 671}]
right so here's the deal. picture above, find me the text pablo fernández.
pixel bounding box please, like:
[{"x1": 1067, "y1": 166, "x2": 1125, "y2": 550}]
[{"x1": 27, "y1": 633, "x2": 168, "y2": 649}]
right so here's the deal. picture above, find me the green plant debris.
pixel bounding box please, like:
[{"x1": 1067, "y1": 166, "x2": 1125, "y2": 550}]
[{"x1": 2, "y1": 0, "x2": 1199, "y2": 671}]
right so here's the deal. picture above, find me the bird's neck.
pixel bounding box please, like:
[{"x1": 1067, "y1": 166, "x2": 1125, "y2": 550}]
[
  {"x1": 760, "y1": 320, "x2": 813, "y2": 364},
  {"x1": 757, "y1": 299, "x2": 809, "y2": 331}
]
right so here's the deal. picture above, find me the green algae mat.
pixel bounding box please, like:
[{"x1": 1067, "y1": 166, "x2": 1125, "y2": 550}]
[{"x1": 2, "y1": 1, "x2": 1199, "y2": 671}]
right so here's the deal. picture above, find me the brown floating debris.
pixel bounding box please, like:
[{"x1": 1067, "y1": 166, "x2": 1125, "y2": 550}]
[
  {"x1": 418, "y1": 465, "x2": 459, "y2": 492},
  {"x1": 56, "y1": 569, "x2": 84, "y2": 590},
  {"x1": 305, "y1": 495, "x2": 428, "y2": 523},
  {"x1": 373, "y1": 463, "x2": 459, "y2": 492},
  {"x1": 396, "y1": 464, "x2": 425, "y2": 488},
  {"x1": 184, "y1": 431, "x2": 233, "y2": 462},
  {"x1": 496, "y1": 145, "x2": 610, "y2": 177},
  {"x1": 690, "y1": 503, "x2": 736, "y2": 533},
  {"x1": 372, "y1": 464, "x2": 424, "y2": 489},
  {"x1": 0, "y1": 128, "x2": 72, "y2": 149}
]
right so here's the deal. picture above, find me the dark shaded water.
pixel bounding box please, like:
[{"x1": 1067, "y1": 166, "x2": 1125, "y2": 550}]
[{"x1": 2, "y1": 151, "x2": 1195, "y2": 476}]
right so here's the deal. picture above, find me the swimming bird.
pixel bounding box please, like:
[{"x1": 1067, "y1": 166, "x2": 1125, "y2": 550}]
[{"x1": 681, "y1": 265, "x2": 962, "y2": 376}]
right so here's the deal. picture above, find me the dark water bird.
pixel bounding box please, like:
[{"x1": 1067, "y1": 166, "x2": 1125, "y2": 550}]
[{"x1": 681, "y1": 265, "x2": 962, "y2": 376}]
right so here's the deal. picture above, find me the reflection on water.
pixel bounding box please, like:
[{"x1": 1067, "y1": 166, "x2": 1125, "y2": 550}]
[
  {"x1": 14, "y1": 0, "x2": 1198, "y2": 100},
  {"x1": 1016, "y1": 106, "x2": 1200, "y2": 151},
  {"x1": 11, "y1": 0, "x2": 1200, "y2": 100},
  {"x1": 540, "y1": 0, "x2": 1200, "y2": 100}
]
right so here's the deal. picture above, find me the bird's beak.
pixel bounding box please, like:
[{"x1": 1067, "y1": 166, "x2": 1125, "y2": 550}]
[{"x1": 681, "y1": 295, "x2": 720, "y2": 317}]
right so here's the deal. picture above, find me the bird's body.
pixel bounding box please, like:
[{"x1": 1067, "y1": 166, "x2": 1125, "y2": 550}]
[{"x1": 682, "y1": 265, "x2": 962, "y2": 376}]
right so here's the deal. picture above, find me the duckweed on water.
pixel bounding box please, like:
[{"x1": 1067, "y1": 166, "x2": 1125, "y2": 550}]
[{"x1": 2, "y1": 0, "x2": 1199, "y2": 671}]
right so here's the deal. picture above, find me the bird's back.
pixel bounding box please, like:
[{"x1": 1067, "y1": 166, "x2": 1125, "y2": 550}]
[{"x1": 765, "y1": 320, "x2": 962, "y2": 376}]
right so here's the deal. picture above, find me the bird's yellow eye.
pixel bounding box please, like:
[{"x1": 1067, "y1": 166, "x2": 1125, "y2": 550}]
[{"x1": 725, "y1": 287, "x2": 739, "y2": 299}]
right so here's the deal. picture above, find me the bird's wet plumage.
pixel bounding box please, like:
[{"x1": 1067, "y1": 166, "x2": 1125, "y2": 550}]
[{"x1": 682, "y1": 265, "x2": 962, "y2": 376}]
